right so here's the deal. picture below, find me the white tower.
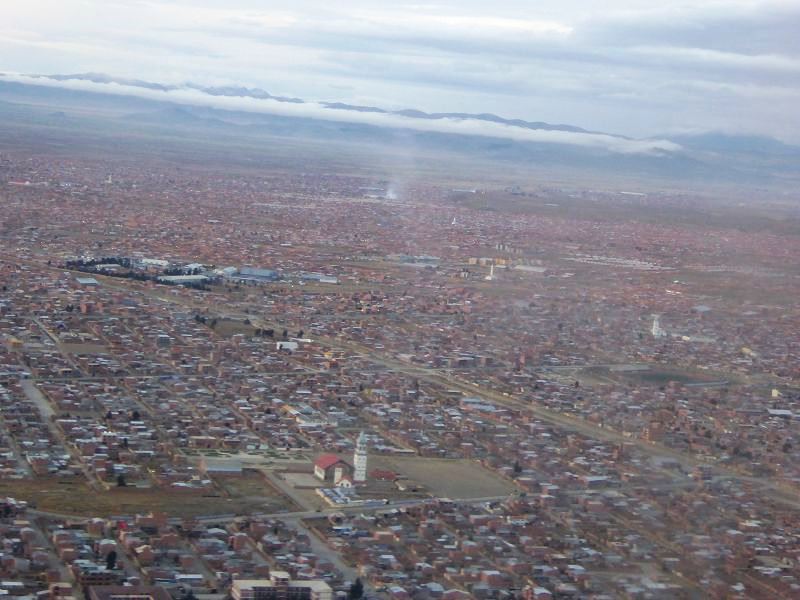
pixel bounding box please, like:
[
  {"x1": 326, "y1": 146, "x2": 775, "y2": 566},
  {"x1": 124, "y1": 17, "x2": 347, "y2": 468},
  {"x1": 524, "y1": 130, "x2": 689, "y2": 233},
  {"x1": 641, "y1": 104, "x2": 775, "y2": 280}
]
[
  {"x1": 651, "y1": 315, "x2": 666, "y2": 338},
  {"x1": 353, "y1": 431, "x2": 368, "y2": 483}
]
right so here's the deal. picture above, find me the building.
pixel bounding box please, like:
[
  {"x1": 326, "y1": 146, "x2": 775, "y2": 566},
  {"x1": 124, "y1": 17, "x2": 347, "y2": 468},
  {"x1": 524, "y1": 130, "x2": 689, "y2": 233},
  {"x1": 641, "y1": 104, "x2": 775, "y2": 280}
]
[
  {"x1": 300, "y1": 273, "x2": 338, "y2": 285},
  {"x1": 72, "y1": 563, "x2": 121, "y2": 587},
  {"x1": 353, "y1": 431, "x2": 368, "y2": 483},
  {"x1": 313, "y1": 454, "x2": 352, "y2": 484},
  {"x1": 231, "y1": 574, "x2": 332, "y2": 600},
  {"x1": 199, "y1": 457, "x2": 243, "y2": 475},
  {"x1": 87, "y1": 586, "x2": 172, "y2": 600},
  {"x1": 233, "y1": 267, "x2": 279, "y2": 282},
  {"x1": 137, "y1": 258, "x2": 170, "y2": 269},
  {"x1": 181, "y1": 263, "x2": 205, "y2": 273}
]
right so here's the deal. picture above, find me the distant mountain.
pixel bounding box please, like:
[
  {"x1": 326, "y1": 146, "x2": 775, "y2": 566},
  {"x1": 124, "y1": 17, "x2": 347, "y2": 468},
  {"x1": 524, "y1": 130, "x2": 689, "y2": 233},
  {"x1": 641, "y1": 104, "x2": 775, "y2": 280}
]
[
  {"x1": 41, "y1": 72, "x2": 603, "y2": 138},
  {"x1": 393, "y1": 110, "x2": 594, "y2": 134},
  {"x1": 185, "y1": 83, "x2": 304, "y2": 104},
  {"x1": 667, "y1": 132, "x2": 800, "y2": 157},
  {"x1": 46, "y1": 72, "x2": 175, "y2": 92},
  {"x1": 0, "y1": 72, "x2": 797, "y2": 187}
]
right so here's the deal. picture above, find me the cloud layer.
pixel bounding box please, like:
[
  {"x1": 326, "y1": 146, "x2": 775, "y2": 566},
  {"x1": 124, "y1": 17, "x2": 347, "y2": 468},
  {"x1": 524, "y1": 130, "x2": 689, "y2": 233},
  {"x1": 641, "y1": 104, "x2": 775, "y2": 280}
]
[
  {"x1": 0, "y1": 73, "x2": 681, "y2": 155},
  {"x1": 1, "y1": 1, "x2": 797, "y2": 142}
]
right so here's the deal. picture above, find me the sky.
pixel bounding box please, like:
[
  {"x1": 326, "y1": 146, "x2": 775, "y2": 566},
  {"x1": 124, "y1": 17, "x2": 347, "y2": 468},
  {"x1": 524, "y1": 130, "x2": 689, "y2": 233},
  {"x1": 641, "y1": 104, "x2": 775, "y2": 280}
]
[{"x1": 1, "y1": 0, "x2": 798, "y2": 142}]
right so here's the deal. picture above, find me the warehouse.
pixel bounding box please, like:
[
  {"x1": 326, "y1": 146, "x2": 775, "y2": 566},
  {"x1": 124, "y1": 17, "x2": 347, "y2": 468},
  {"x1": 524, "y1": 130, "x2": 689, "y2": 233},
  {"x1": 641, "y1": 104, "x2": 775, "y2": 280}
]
[{"x1": 232, "y1": 267, "x2": 279, "y2": 282}]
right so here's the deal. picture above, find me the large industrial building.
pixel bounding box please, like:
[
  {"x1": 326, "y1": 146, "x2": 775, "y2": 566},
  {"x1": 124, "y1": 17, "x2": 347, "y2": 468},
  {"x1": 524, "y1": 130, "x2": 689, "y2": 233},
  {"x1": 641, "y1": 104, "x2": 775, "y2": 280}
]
[{"x1": 232, "y1": 267, "x2": 279, "y2": 282}]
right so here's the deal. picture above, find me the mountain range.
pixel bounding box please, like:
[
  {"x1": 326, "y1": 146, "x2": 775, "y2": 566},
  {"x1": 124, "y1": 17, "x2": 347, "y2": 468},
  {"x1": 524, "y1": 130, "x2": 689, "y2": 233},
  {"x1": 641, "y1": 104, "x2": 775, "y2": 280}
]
[{"x1": 0, "y1": 72, "x2": 798, "y2": 187}]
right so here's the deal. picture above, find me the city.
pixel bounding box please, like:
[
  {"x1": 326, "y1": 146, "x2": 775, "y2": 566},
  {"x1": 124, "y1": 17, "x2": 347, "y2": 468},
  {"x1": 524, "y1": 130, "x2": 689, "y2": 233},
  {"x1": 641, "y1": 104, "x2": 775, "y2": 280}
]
[
  {"x1": 0, "y1": 141, "x2": 798, "y2": 599},
  {"x1": 1, "y1": 1, "x2": 799, "y2": 599}
]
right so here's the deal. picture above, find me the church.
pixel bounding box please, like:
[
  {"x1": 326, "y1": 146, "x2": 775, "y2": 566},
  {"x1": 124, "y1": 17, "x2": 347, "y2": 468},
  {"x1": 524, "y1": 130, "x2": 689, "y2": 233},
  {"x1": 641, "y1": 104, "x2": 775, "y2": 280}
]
[
  {"x1": 313, "y1": 431, "x2": 368, "y2": 486},
  {"x1": 313, "y1": 454, "x2": 352, "y2": 484}
]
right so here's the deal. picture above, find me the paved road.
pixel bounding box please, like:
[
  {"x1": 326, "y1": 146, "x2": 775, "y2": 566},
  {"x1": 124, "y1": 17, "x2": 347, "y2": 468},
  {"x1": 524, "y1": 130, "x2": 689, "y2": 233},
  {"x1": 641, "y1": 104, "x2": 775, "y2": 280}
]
[
  {"x1": 0, "y1": 411, "x2": 32, "y2": 476},
  {"x1": 260, "y1": 469, "x2": 319, "y2": 512},
  {"x1": 20, "y1": 379, "x2": 103, "y2": 490},
  {"x1": 287, "y1": 517, "x2": 366, "y2": 589},
  {"x1": 20, "y1": 379, "x2": 54, "y2": 419}
]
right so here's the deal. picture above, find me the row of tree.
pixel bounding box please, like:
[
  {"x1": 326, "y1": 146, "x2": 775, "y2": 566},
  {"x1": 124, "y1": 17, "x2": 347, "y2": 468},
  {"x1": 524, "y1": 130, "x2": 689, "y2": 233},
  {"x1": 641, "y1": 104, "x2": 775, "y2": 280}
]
[{"x1": 65, "y1": 259, "x2": 211, "y2": 291}]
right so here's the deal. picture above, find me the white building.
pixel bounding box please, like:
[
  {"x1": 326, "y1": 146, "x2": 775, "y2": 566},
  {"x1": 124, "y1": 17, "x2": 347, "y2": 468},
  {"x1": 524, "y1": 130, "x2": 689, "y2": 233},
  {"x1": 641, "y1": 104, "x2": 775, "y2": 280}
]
[
  {"x1": 232, "y1": 575, "x2": 332, "y2": 600},
  {"x1": 354, "y1": 431, "x2": 368, "y2": 483}
]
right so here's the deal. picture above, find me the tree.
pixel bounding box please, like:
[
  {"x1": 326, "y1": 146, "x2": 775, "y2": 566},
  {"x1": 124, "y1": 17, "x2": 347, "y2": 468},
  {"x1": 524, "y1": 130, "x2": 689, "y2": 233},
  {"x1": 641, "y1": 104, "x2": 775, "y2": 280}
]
[
  {"x1": 348, "y1": 578, "x2": 364, "y2": 600},
  {"x1": 106, "y1": 549, "x2": 117, "y2": 570}
]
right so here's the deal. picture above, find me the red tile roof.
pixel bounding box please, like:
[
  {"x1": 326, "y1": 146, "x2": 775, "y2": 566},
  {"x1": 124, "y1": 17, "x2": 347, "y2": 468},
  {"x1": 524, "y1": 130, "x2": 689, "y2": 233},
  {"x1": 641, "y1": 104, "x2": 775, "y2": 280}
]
[{"x1": 315, "y1": 454, "x2": 348, "y2": 470}]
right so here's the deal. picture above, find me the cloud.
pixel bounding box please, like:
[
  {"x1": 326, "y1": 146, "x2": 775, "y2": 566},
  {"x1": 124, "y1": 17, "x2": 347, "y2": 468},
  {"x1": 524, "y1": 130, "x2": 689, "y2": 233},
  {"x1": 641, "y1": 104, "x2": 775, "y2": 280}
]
[
  {"x1": 585, "y1": 1, "x2": 800, "y2": 56},
  {"x1": 629, "y1": 46, "x2": 800, "y2": 75},
  {"x1": 1, "y1": 1, "x2": 798, "y2": 141},
  {"x1": 0, "y1": 73, "x2": 680, "y2": 155}
]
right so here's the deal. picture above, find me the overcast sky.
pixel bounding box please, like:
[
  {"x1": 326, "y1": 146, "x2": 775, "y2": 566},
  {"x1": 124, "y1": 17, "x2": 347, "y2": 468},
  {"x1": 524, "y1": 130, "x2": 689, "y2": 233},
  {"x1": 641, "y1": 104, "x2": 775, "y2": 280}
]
[{"x1": 2, "y1": 0, "x2": 798, "y2": 142}]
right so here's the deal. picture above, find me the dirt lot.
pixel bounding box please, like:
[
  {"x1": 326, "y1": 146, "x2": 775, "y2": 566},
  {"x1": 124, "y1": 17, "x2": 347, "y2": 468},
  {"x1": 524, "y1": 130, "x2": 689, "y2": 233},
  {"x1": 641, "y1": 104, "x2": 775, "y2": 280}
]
[
  {"x1": 60, "y1": 343, "x2": 109, "y2": 355},
  {"x1": 370, "y1": 456, "x2": 516, "y2": 499},
  {"x1": 0, "y1": 475, "x2": 297, "y2": 517},
  {"x1": 212, "y1": 469, "x2": 295, "y2": 513},
  {"x1": 209, "y1": 318, "x2": 258, "y2": 337}
]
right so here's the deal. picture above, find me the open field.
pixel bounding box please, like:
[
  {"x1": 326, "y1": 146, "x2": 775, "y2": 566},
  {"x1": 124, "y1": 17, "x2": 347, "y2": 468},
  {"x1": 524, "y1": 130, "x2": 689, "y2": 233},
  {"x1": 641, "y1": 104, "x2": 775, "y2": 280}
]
[
  {"x1": 0, "y1": 476, "x2": 297, "y2": 517},
  {"x1": 211, "y1": 470, "x2": 295, "y2": 512},
  {"x1": 371, "y1": 456, "x2": 517, "y2": 499},
  {"x1": 209, "y1": 318, "x2": 259, "y2": 337},
  {"x1": 594, "y1": 365, "x2": 745, "y2": 387},
  {"x1": 60, "y1": 343, "x2": 109, "y2": 355}
]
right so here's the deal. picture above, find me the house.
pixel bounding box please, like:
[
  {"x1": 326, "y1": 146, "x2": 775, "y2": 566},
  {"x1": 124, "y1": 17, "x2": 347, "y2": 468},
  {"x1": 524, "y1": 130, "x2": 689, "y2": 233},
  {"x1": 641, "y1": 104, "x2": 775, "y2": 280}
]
[
  {"x1": 313, "y1": 454, "x2": 353, "y2": 483},
  {"x1": 199, "y1": 457, "x2": 243, "y2": 475}
]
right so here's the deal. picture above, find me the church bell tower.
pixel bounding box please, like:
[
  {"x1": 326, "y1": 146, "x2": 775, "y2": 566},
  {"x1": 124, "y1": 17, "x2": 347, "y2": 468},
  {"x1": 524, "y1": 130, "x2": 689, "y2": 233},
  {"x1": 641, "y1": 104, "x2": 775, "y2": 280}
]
[{"x1": 354, "y1": 431, "x2": 368, "y2": 483}]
